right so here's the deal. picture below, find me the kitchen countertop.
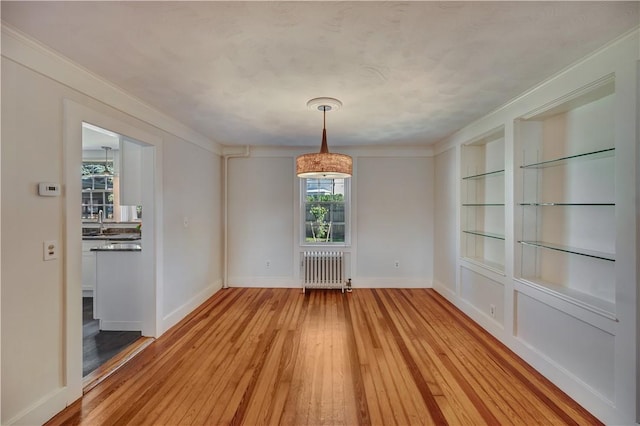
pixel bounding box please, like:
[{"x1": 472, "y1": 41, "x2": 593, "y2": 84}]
[
  {"x1": 83, "y1": 233, "x2": 141, "y2": 241},
  {"x1": 91, "y1": 243, "x2": 142, "y2": 252}
]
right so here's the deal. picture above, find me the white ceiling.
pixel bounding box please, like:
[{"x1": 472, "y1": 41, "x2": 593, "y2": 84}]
[
  {"x1": 2, "y1": 2, "x2": 638, "y2": 148},
  {"x1": 82, "y1": 123, "x2": 120, "y2": 151}
]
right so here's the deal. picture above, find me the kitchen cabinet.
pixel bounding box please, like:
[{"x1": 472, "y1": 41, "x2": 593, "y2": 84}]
[
  {"x1": 82, "y1": 239, "x2": 104, "y2": 319},
  {"x1": 94, "y1": 248, "x2": 143, "y2": 331},
  {"x1": 82, "y1": 240, "x2": 104, "y2": 295}
]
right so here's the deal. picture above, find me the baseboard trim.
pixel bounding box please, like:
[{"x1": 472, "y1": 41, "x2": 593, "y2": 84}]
[
  {"x1": 228, "y1": 277, "x2": 300, "y2": 288},
  {"x1": 432, "y1": 280, "x2": 456, "y2": 300},
  {"x1": 98, "y1": 320, "x2": 142, "y2": 331},
  {"x1": 227, "y1": 277, "x2": 432, "y2": 289},
  {"x1": 4, "y1": 387, "x2": 67, "y2": 425},
  {"x1": 162, "y1": 280, "x2": 222, "y2": 333},
  {"x1": 351, "y1": 278, "x2": 432, "y2": 288},
  {"x1": 508, "y1": 335, "x2": 618, "y2": 423}
]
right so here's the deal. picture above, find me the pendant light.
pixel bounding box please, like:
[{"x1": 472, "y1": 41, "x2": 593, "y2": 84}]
[
  {"x1": 296, "y1": 97, "x2": 352, "y2": 178},
  {"x1": 102, "y1": 146, "x2": 112, "y2": 175}
]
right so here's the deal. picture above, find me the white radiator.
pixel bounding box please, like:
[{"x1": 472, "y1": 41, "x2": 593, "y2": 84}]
[{"x1": 302, "y1": 251, "x2": 345, "y2": 293}]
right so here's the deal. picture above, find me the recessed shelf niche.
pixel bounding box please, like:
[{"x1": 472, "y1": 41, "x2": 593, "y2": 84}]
[
  {"x1": 460, "y1": 127, "x2": 505, "y2": 273},
  {"x1": 515, "y1": 77, "x2": 616, "y2": 317}
]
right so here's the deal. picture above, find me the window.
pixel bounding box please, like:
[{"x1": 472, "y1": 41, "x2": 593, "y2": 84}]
[
  {"x1": 302, "y1": 178, "x2": 349, "y2": 244},
  {"x1": 82, "y1": 161, "x2": 115, "y2": 220}
]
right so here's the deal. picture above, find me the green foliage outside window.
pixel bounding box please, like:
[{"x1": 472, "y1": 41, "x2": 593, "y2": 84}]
[{"x1": 306, "y1": 194, "x2": 344, "y2": 203}]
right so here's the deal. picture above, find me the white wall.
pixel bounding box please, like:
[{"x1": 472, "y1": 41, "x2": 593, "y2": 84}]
[
  {"x1": 2, "y1": 56, "x2": 72, "y2": 425},
  {"x1": 1, "y1": 28, "x2": 223, "y2": 424},
  {"x1": 162, "y1": 138, "x2": 222, "y2": 329},
  {"x1": 433, "y1": 31, "x2": 639, "y2": 424},
  {"x1": 226, "y1": 149, "x2": 435, "y2": 289},
  {"x1": 227, "y1": 156, "x2": 294, "y2": 286},
  {"x1": 433, "y1": 147, "x2": 457, "y2": 296},
  {"x1": 356, "y1": 157, "x2": 433, "y2": 286}
]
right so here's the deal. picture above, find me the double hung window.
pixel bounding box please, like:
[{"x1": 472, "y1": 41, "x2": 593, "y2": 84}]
[{"x1": 302, "y1": 178, "x2": 349, "y2": 244}]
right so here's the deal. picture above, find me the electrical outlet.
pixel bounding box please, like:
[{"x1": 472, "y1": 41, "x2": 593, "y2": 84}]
[
  {"x1": 394, "y1": 260, "x2": 400, "y2": 268},
  {"x1": 43, "y1": 240, "x2": 58, "y2": 261},
  {"x1": 183, "y1": 217, "x2": 189, "y2": 228},
  {"x1": 490, "y1": 304, "x2": 496, "y2": 318},
  {"x1": 266, "y1": 260, "x2": 271, "y2": 268}
]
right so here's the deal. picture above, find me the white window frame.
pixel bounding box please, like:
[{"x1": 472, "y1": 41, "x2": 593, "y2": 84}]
[{"x1": 300, "y1": 177, "x2": 351, "y2": 247}]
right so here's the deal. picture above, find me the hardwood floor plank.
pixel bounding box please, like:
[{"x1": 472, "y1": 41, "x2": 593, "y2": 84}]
[
  {"x1": 372, "y1": 289, "x2": 448, "y2": 425},
  {"x1": 46, "y1": 288, "x2": 602, "y2": 426},
  {"x1": 159, "y1": 297, "x2": 266, "y2": 424},
  {"x1": 393, "y1": 289, "x2": 543, "y2": 424},
  {"x1": 423, "y1": 290, "x2": 593, "y2": 424}
]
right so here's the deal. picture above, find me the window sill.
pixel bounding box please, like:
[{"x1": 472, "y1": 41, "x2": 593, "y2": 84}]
[{"x1": 300, "y1": 243, "x2": 351, "y2": 249}]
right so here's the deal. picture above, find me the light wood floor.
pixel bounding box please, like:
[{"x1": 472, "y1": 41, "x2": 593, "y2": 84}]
[{"x1": 48, "y1": 288, "x2": 601, "y2": 425}]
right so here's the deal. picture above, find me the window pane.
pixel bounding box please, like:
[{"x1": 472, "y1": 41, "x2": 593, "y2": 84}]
[
  {"x1": 94, "y1": 177, "x2": 106, "y2": 190},
  {"x1": 304, "y1": 178, "x2": 347, "y2": 244},
  {"x1": 82, "y1": 177, "x2": 94, "y2": 190}
]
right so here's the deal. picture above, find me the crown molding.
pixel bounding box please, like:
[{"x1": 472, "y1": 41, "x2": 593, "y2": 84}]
[{"x1": 1, "y1": 23, "x2": 222, "y2": 155}]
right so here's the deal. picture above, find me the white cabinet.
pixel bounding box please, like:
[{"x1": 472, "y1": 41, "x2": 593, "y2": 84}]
[
  {"x1": 82, "y1": 240, "x2": 105, "y2": 297},
  {"x1": 95, "y1": 250, "x2": 143, "y2": 331}
]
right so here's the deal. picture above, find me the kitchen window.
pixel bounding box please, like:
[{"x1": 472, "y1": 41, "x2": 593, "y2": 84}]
[{"x1": 82, "y1": 161, "x2": 115, "y2": 220}]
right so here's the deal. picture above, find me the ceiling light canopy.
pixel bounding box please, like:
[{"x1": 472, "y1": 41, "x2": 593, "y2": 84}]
[{"x1": 296, "y1": 97, "x2": 352, "y2": 179}]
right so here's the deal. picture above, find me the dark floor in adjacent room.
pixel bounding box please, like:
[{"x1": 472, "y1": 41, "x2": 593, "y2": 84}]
[{"x1": 83, "y1": 297, "x2": 141, "y2": 377}]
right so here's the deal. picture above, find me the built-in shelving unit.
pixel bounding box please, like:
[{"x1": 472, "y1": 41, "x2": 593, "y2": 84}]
[
  {"x1": 460, "y1": 127, "x2": 505, "y2": 273},
  {"x1": 515, "y1": 77, "x2": 616, "y2": 317}
]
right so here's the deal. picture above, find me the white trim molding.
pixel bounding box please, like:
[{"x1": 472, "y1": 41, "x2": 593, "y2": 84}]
[
  {"x1": 162, "y1": 280, "x2": 223, "y2": 333},
  {"x1": 1, "y1": 23, "x2": 220, "y2": 155}
]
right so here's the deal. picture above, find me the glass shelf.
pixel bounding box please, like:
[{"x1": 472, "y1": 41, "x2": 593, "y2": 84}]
[
  {"x1": 462, "y1": 203, "x2": 505, "y2": 206},
  {"x1": 518, "y1": 241, "x2": 615, "y2": 262},
  {"x1": 521, "y1": 147, "x2": 614, "y2": 169},
  {"x1": 462, "y1": 169, "x2": 505, "y2": 180},
  {"x1": 519, "y1": 202, "x2": 614, "y2": 206},
  {"x1": 463, "y1": 230, "x2": 505, "y2": 240}
]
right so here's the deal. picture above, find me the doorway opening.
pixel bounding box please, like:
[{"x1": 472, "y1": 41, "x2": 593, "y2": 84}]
[{"x1": 81, "y1": 122, "x2": 155, "y2": 387}]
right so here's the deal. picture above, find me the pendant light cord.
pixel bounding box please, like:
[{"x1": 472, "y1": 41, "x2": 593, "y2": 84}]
[{"x1": 320, "y1": 106, "x2": 329, "y2": 154}]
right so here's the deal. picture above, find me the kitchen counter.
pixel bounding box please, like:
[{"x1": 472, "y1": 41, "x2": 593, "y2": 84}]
[
  {"x1": 91, "y1": 243, "x2": 141, "y2": 252},
  {"x1": 83, "y1": 233, "x2": 141, "y2": 241},
  {"x1": 83, "y1": 225, "x2": 141, "y2": 241}
]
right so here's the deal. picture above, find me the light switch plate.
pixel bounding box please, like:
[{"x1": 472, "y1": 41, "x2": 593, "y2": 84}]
[{"x1": 44, "y1": 240, "x2": 58, "y2": 261}]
